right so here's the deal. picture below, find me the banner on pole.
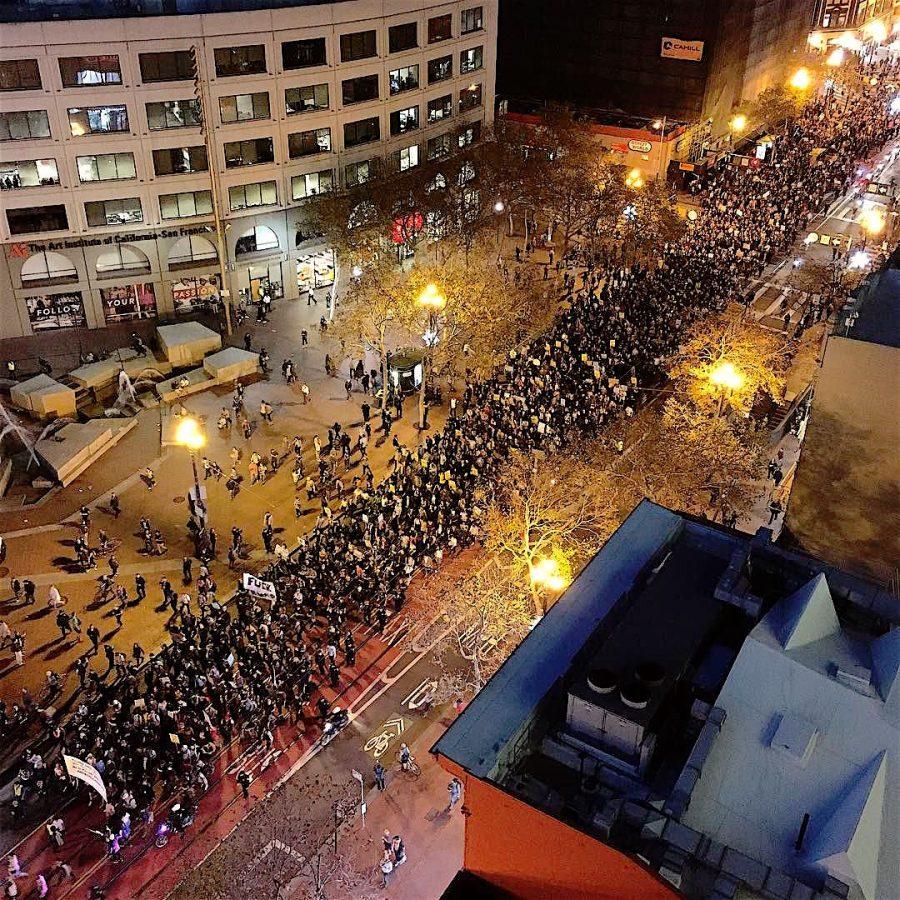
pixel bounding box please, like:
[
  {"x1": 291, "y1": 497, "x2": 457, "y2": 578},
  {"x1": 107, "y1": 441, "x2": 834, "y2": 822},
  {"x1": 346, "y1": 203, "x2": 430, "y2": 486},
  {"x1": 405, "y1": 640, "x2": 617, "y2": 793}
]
[
  {"x1": 242, "y1": 573, "x2": 277, "y2": 601},
  {"x1": 63, "y1": 754, "x2": 107, "y2": 803}
]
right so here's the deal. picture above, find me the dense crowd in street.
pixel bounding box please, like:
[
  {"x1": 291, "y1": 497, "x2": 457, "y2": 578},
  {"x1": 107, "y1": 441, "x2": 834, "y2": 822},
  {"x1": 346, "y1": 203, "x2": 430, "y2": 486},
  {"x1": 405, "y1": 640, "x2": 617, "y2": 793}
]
[{"x1": 2, "y1": 66, "x2": 899, "y2": 897}]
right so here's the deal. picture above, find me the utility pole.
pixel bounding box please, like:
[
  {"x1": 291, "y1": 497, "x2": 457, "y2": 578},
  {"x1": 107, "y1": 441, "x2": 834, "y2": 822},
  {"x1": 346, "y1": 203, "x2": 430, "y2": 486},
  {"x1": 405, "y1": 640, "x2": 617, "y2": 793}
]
[{"x1": 191, "y1": 44, "x2": 233, "y2": 336}]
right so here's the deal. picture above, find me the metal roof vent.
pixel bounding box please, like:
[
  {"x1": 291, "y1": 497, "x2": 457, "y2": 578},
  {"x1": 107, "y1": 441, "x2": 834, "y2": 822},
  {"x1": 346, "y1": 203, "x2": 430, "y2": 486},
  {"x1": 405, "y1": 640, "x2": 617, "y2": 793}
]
[
  {"x1": 635, "y1": 661, "x2": 666, "y2": 687},
  {"x1": 620, "y1": 681, "x2": 651, "y2": 710},
  {"x1": 587, "y1": 666, "x2": 618, "y2": 695}
]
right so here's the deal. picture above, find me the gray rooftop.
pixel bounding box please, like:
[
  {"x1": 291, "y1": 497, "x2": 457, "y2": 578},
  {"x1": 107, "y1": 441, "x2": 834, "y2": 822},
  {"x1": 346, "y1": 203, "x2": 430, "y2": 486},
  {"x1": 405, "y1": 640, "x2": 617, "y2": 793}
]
[{"x1": 681, "y1": 575, "x2": 899, "y2": 900}]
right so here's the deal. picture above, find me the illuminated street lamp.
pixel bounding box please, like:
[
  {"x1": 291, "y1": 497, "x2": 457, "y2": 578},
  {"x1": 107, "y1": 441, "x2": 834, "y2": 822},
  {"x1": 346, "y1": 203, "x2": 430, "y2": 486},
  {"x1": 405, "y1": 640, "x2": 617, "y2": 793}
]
[
  {"x1": 625, "y1": 167, "x2": 645, "y2": 190},
  {"x1": 789, "y1": 67, "x2": 812, "y2": 91},
  {"x1": 729, "y1": 113, "x2": 748, "y2": 135},
  {"x1": 529, "y1": 556, "x2": 570, "y2": 615},
  {"x1": 708, "y1": 361, "x2": 745, "y2": 417},
  {"x1": 175, "y1": 416, "x2": 208, "y2": 525},
  {"x1": 416, "y1": 282, "x2": 446, "y2": 429},
  {"x1": 859, "y1": 207, "x2": 886, "y2": 247}
]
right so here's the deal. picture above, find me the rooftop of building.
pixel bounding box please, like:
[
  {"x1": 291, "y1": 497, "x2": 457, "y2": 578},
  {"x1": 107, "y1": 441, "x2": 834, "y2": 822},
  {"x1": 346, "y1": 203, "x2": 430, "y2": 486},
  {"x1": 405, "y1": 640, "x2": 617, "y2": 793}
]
[
  {"x1": 784, "y1": 330, "x2": 900, "y2": 586},
  {"x1": 1, "y1": 0, "x2": 339, "y2": 25},
  {"x1": 433, "y1": 500, "x2": 898, "y2": 899}
]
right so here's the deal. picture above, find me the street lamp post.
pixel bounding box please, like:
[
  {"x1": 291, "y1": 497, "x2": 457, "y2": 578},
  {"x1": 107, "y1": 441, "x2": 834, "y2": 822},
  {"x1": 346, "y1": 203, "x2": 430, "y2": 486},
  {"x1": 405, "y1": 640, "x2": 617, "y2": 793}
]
[
  {"x1": 529, "y1": 556, "x2": 569, "y2": 616},
  {"x1": 708, "y1": 361, "x2": 745, "y2": 418},
  {"x1": 416, "y1": 282, "x2": 446, "y2": 430},
  {"x1": 175, "y1": 416, "x2": 207, "y2": 528}
]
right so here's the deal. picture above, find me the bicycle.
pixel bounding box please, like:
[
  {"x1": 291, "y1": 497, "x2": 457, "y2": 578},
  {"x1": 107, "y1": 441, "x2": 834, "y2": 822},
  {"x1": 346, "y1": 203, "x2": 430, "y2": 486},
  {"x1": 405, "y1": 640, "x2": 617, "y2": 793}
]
[{"x1": 395, "y1": 750, "x2": 421, "y2": 779}]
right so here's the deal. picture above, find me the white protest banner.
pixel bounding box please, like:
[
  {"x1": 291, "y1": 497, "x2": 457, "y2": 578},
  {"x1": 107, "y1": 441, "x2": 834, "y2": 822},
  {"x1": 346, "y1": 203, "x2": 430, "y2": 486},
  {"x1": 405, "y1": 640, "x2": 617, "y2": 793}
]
[
  {"x1": 63, "y1": 754, "x2": 107, "y2": 803},
  {"x1": 242, "y1": 573, "x2": 277, "y2": 601}
]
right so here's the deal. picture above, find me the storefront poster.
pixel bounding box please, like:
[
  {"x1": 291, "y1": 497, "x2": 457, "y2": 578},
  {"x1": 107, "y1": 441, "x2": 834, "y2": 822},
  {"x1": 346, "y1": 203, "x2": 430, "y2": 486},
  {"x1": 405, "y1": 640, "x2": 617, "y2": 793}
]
[
  {"x1": 172, "y1": 275, "x2": 221, "y2": 315},
  {"x1": 100, "y1": 283, "x2": 158, "y2": 324},
  {"x1": 26, "y1": 292, "x2": 86, "y2": 330}
]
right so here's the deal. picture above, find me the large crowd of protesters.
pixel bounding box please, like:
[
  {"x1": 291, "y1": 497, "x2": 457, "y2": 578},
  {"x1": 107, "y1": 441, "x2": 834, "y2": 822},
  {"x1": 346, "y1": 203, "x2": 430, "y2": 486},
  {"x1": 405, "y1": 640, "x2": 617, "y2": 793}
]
[{"x1": 3, "y1": 62, "x2": 899, "y2": 894}]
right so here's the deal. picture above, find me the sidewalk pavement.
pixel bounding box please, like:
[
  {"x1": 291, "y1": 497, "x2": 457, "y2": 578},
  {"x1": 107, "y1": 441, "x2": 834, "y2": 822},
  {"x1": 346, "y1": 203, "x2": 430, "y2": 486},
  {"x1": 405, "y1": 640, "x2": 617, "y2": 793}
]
[{"x1": 301, "y1": 718, "x2": 465, "y2": 900}]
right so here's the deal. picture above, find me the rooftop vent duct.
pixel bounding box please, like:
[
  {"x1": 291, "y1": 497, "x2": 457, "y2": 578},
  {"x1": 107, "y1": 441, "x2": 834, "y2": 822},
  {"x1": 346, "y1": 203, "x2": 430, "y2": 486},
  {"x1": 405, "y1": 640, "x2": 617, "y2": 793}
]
[
  {"x1": 620, "y1": 681, "x2": 651, "y2": 710},
  {"x1": 587, "y1": 667, "x2": 618, "y2": 695},
  {"x1": 635, "y1": 661, "x2": 666, "y2": 687}
]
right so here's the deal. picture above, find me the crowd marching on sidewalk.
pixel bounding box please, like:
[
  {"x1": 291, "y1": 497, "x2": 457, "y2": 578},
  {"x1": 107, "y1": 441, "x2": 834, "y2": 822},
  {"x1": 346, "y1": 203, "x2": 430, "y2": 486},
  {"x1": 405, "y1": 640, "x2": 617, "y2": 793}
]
[{"x1": 2, "y1": 58, "x2": 899, "y2": 898}]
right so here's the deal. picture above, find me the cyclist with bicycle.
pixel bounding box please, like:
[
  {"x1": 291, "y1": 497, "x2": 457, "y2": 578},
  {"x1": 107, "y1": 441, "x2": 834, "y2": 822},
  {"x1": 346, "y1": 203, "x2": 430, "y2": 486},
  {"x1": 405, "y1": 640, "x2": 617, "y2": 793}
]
[{"x1": 398, "y1": 743, "x2": 411, "y2": 771}]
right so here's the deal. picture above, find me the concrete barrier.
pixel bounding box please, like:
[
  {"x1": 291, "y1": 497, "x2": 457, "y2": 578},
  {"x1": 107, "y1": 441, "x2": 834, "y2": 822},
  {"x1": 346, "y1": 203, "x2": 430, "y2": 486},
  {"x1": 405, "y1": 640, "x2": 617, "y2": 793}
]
[
  {"x1": 203, "y1": 347, "x2": 260, "y2": 383},
  {"x1": 10, "y1": 374, "x2": 77, "y2": 419},
  {"x1": 36, "y1": 419, "x2": 137, "y2": 486},
  {"x1": 157, "y1": 322, "x2": 222, "y2": 367}
]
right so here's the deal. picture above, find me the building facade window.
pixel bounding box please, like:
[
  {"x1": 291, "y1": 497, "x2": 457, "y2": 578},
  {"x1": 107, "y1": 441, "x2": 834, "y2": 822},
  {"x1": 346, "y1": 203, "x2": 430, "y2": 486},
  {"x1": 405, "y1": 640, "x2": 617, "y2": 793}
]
[
  {"x1": 0, "y1": 110, "x2": 50, "y2": 141},
  {"x1": 282, "y1": 38, "x2": 327, "y2": 70},
  {"x1": 288, "y1": 127, "x2": 331, "y2": 157},
  {"x1": 428, "y1": 14, "x2": 452, "y2": 43},
  {"x1": 388, "y1": 22, "x2": 418, "y2": 53},
  {"x1": 59, "y1": 55, "x2": 121, "y2": 87},
  {"x1": 0, "y1": 59, "x2": 42, "y2": 91},
  {"x1": 77, "y1": 152, "x2": 136, "y2": 182},
  {"x1": 344, "y1": 116, "x2": 380, "y2": 148},
  {"x1": 285, "y1": 84, "x2": 329, "y2": 115},
  {"x1": 460, "y1": 46, "x2": 483, "y2": 74},
  {"x1": 20, "y1": 250, "x2": 78, "y2": 285},
  {"x1": 169, "y1": 234, "x2": 217, "y2": 268},
  {"x1": 138, "y1": 51, "x2": 193, "y2": 83},
  {"x1": 342, "y1": 74, "x2": 379, "y2": 105},
  {"x1": 95, "y1": 245, "x2": 151, "y2": 277},
  {"x1": 459, "y1": 83, "x2": 482, "y2": 112},
  {"x1": 396, "y1": 144, "x2": 419, "y2": 171},
  {"x1": 219, "y1": 92, "x2": 270, "y2": 124},
  {"x1": 68, "y1": 105, "x2": 129, "y2": 136},
  {"x1": 390, "y1": 105, "x2": 419, "y2": 135},
  {"x1": 340, "y1": 31, "x2": 377, "y2": 62},
  {"x1": 146, "y1": 99, "x2": 201, "y2": 130},
  {"x1": 1, "y1": 158, "x2": 59, "y2": 189},
  {"x1": 458, "y1": 120, "x2": 481, "y2": 147},
  {"x1": 7, "y1": 205, "x2": 68, "y2": 235},
  {"x1": 461, "y1": 6, "x2": 484, "y2": 34},
  {"x1": 228, "y1": 180, "x2": 277, "y2": 211},
  {"x1": 427, "y1": 132, "x2": 451, "y2": 160},
  {"x1": 427, "y1": 95, "x2": 452, "y2": 122},
  {"x1": 291, "y1": 169, "x2": 333, "y2": 199},
  {"x1": 160, "y1": 189, "x2": 213, "y2": 220},
  {"x1": 152, "y1": 146, "x2": 208, "y2": 176},
  {"x1": 85, "y1": 197, "x2": 143, "y2": 227},
  {"x1": 344, "y1": 159, "x2": 371, "y2": 186},
  {"x1": 235, "y1": 224, "x2": 279, "y2": 255},
  {"x1": 389, "y1": 64, "x2": 419, "y2": 95},
  {"x1": 224, "y1": 137, "x2": 275, "y2": 168},
  {"x1": 214, "y1": 45, "x2": 266, "y2": 78},
  {"x1": 428, "y1": 55, "x2": 452, "y2": 83}
]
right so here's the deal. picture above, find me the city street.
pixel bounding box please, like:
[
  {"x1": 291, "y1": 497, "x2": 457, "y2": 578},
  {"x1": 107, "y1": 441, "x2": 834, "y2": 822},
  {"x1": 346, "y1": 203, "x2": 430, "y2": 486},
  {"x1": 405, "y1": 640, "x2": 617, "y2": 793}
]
[{"x1": 0, "y1": 289, "x2": 449, "y2": 746}]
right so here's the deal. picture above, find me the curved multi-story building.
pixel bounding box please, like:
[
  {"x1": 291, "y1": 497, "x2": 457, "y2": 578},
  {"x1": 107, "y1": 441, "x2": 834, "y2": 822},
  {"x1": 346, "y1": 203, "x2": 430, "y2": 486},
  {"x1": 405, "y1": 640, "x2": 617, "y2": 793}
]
[{"x1": 0, "y1": 0, "x2": 496, "y2": 337}]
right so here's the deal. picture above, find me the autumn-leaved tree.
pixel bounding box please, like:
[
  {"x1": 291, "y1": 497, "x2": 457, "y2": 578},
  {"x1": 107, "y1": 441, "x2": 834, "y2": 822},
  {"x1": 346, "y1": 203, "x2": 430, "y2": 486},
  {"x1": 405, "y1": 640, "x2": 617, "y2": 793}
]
[
  {"x1": 483, "y1": 451, "x2": 615, "y2": 615},
  {"x1": 615, "y1": 177, "x2": 686, "y2": 266},
  {"x1": 665, "y1": 308, "x2": 790, "y2": 418}
]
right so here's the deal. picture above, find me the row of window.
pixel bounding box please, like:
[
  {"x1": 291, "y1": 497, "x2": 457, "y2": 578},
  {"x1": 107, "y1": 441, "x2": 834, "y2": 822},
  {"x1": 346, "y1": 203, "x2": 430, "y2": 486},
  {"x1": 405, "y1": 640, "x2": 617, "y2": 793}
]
[
  {"x1": 0, "y1": 88, "x2": 482, "y2": 175},
  {"x1": 0, "y1": 8, "x2": 485, "y2": 91},
  {"x1": 5, "y1": 122, "x2": 482, "y2": 235},
  {"x1": 0, "y1": 53, "x2": 483, "y2": 144}
]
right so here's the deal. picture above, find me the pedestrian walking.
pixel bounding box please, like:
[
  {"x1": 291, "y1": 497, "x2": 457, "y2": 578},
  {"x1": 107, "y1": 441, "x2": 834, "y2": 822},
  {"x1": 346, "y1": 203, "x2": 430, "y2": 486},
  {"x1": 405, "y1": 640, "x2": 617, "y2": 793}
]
[
  {"x1": 380, "y1": 852, "x2": 393, "y2": 887},
  {"x1": 237, "y1": 770, "x2": 251, "y2": 799},
  {"x1": 109, "y1": 492, "x2": 120, "y2": 518},
  {"x1": 373, "y1": 762, "x2": 386, "y2": 791},
  {"x1": 447, "y1": 776, "x2": 462, "y2": 812}
]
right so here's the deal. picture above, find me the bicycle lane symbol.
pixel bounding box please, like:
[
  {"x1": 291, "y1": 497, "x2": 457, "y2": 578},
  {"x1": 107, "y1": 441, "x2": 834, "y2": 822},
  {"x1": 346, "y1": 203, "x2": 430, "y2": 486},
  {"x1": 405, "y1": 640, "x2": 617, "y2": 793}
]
[{"x1": 363, "y1": 715, "x2": 405, "y2": 759}]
